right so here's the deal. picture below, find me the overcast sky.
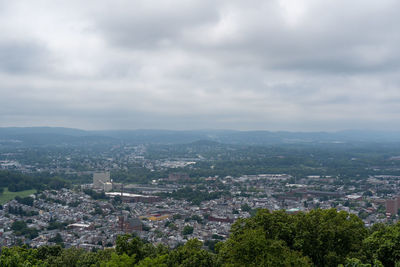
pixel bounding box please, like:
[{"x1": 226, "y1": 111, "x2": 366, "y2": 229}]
[{"x1": 1, "y1": 0, "x2": 400, "y2": 131}]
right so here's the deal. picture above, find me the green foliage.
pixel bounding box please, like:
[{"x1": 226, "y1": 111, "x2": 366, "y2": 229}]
[
  {"x1": 68, "y1": 200, "x2": 81, "y2": 207},
  {"x1": 0, "y1": 170, "x2": 70, "y2": 193},
  {"x1": 49, "y1": 233, "x2": 64, "y2": 244},
  {"x1": 227, "y1": 209, "x2": 367, "y2": 267},
  {"x1": 2, "y1": 209, "x2": 400, "y2": 267},
  {"x1": 218, "y1": 228, "x2": 312, "y2": 266},
  {"x1": 46, "y1": 247, "x2": 86, "y2": 266},
  {"x1": 11, "y1": 220, "x2": 27, "y2": 231},
  {"x1": 47, "y1": 220, "x2": 69, "y2": 230},
  {"x1": 182, "y1": 225, "x2": 194, "y2": 235},
  {"x1": 363, "y1": 222, "x2": 400, "y2": 266},
  {"x1": 173, "y1": 214, "x2": 182, "y2": 220},
  {"x1": 36, "y1": 245, "x2": 63, "y2": 260},
  {"x1": 0, "y1": 246, "x2": 44, "y2": 266},
  {"x1": 135, "y1": 255, "x2": 168, "y2": 267},
  {"x1": 0, "y1": 188, "x2": 37, "y2": 205},
  {"x1": 205, "y1": 240, "x2": 220, "y2": 252},
  {"x1": 240, "y1": 203, "x2": 252, "y2": 212},
  {"x1": 293, "y1": 209, "x2": 367, "y2": 266},
  {"x1": 11, "y1": 220, "x2": 39, "y2": 239},
  {"x1": 100, "y1": 252, "x2": 136, "y2": 267},
  {"x1": 167, "y1": 239, "x2": 217, "y2": 267},
  {"x1": 115, "y1": 234, "x2": 160, "y2": 264},
  {"x1": 338, "y1": 258, "x2": 383, "y2": 267},
  {"x1": 190, "y1": 215, "x2": 204, "y2": 224},
  {"x1": 14, "y1": 196, "x2": 34, "y2": 206},
  {"x1": 92, "y1": 205, "x2": 104, "y2": 216},
  {"x1": 83, "y1": 189, "x2": 108, "y2": 200}
]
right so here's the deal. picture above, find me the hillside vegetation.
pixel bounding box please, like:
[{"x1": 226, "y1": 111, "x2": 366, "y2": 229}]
[{"x1": 1, "y1": 208, "x2": 399, "y2": 266}]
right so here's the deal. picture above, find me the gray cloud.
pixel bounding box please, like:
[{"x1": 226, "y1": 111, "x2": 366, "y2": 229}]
[
  {"x1": 95, "y1": 0, "x2": 220, "y2": 49},
  {"x1": 0, "y1": 0, "x2": 400, "y2": 131},
  {"x1": 0, "y1": 41, "x2": 49, "y2": 74}
]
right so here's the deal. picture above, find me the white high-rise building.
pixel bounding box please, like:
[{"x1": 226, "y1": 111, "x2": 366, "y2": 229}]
[{"x1": 93, "y1": 172, "x2": 111, "y2": 190}]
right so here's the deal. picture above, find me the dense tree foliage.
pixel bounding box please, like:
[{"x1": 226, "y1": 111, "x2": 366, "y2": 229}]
[
  {"x1": 15, "y1": 196, "x2": 34, "y2": 206},
  {"x1": 362, "y1": 223, "x2": 400, "y2": 266},
  {"x1": 221, "y1": 209, "x2": 368, "y2": 267},
  {"x1": 3, "y1": 209, "x2": 400, "y2": 266},
  {"x1": 0, "y1": 171, "x2": 71, "y2": 192},
  {"x1": 10, "y1": 220, "x2": 39, "y2": 239},
  {"x1": 83, "y1": 189, "x2": 109, "y2": 200}
]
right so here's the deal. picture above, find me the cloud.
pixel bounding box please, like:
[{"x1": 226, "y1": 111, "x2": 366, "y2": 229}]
[
  {"x1": 0, "y1": 0, "x2": 399, "y2": 131},
  {"x1": 0, "y1": 41, "x2": 49, "y2": 74}
]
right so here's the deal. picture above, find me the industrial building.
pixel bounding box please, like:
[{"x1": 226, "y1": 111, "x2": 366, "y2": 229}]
[{"x1": 106, "y1": 192, "x2": 161, "y2": 203}]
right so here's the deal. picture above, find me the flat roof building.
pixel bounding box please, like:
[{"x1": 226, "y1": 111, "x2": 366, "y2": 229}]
[{"x1": 106, "y1": 192, "x2": 160, "y2": 203}]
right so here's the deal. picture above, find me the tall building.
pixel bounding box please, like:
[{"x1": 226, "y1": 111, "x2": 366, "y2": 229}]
[
  {"x1": 118, "y1": 215, "x2": 142, "y2": 232},
  {"x1": 93, "y1": 172, "x2": 111, "y2": 190},
  {"x1": 386, "y1": 197, "x2": 400, "y2": 216}
]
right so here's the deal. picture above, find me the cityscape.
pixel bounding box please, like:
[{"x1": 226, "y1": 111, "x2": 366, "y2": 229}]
[
  {"x1": 2, "y1": 0, "x2": 400, "y2": 265},
  {"x1": 2, "y1": 133, "x2": 400, "y2": 253}
]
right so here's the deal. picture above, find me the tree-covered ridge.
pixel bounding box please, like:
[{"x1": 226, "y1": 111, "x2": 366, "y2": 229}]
[{"x1": 1, "y1": 208, "x2": 400, "y2": 266}]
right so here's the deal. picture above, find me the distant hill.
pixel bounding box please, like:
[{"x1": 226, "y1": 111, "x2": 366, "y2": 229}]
[
  {"x1": 0, "y1": 127, "x2": 115, "y2": 147},
  {"x1": 0, "y1": 127, "x2": 88, "y2": 136},
  {"x1": 93, "y1": 129, "x2": 400, "y2": 144},
  {"x1": 1, "y1": 127, "x2": 400, "y2": 146}
]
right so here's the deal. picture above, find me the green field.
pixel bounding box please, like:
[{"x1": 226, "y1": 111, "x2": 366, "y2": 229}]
[{"x1": 0, "y1": 188, "x2": 37, "y2": 204}]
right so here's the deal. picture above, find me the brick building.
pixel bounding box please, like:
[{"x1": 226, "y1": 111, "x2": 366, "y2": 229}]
[{"x1": 385, "y1": 197, "x2": 400, "y2": 216}]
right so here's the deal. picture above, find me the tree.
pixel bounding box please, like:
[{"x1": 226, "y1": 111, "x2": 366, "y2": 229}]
[
  {"x1": 363, "y1": 190, "x2": 373, "y2": 197},
  {"x1": 182, "y1": 226, "x2": 194, "y2": 236},
  {"x1": 241, "y1": 203, "x2": 252, "y2": 212},
  {"x1": 338, "y1": 258, "x2": 383, "y2": 267},
  {"x1": 136, "y1": 255, "x2": 168, "y2": 267},
  {"x1": 217, "y1": 228, "x2": 311, "y2": 266},
  {"x1": 49, "y1": 233, "x2": 64, "y2": 244},
  {"x1": 115, "y1": 234, "x2": 148, "y2": 263},
  {"x1": 167, "y1": 239, "x2": 217, "y2": 267},
  {"x1": 100, "y1": 252, "x2": 136, "y2": 267},
  {"x1": 0, "y1": 246, "x2": 44, "y2": 266},
  {"x1": 11, "y1": 220, "x2": 27, "y2": 231},
  {"x1": 45, "y1": 247, "x2": 85, "y2": 266},
  {"x1": 36, "y1": 245, "x2": 63, "y2": 260},
  {"x1": 15, "y1": 196, "x2": 34, "y2": 206},
  {"x1": 226, "y1": 209, "x2": 367, "y2": 267},
  {"x1": 113, "y1": 195, "x2": 122, "y2": 205},
  {"x1": 363, "y1": 222, "x2": 400, "y2": 266}
]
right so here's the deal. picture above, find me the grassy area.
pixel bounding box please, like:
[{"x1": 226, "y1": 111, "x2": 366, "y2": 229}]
[{"x1": 0, "y1": 188, "x2": 37, "y2": 205}]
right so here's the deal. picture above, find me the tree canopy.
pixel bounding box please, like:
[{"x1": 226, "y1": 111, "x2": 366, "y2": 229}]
[{"x1": 2, "y1": 209, "x2": 400, "y2": 266}]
